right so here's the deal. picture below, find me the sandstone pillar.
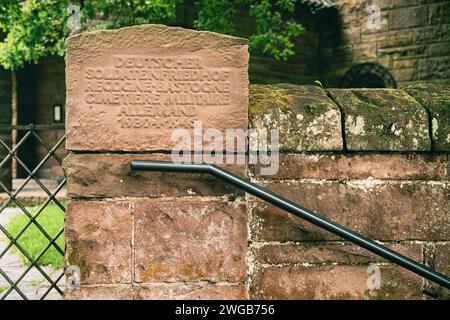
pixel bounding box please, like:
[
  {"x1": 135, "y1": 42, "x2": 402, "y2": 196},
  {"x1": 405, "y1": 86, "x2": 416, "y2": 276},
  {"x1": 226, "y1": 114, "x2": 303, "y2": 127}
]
[{"x1": 64, "y1": 24, "x2": 249, "y2": 299}]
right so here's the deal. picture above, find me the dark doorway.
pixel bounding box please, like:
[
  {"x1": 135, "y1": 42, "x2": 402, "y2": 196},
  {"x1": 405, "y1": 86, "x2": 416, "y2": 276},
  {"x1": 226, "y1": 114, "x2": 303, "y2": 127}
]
[
  {"x1": 15, "y1": 66, "x2": 37, "y2": 178},
  {"x1": 339, "y1": 63, "x2": 397, "y2": 89}
]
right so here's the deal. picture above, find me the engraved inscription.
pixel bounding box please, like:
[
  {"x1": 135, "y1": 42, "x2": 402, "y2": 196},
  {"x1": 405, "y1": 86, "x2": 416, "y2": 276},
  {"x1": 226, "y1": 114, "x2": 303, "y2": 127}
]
[
  {"x1": 83, "y1": 55, "x2": 232, "y2": 129},
  {"x1": 66, "y1": 25, "x2": 248, "y2": 151}
]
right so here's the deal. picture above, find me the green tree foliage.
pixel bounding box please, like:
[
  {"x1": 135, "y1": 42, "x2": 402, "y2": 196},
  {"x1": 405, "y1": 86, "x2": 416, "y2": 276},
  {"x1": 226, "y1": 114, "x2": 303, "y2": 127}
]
[
  {"x1": 0, "y1": 0, "x2": 305, "y2": 70},
  {"x1": 0, "y1": 0, "x2": 70, "y2": 70},
  {"x1": 81, "y1": 0, "x2": 181, "y2": 30},
  {"x1": 196, "y1": 0, "x2": 304, "y2": 60}
]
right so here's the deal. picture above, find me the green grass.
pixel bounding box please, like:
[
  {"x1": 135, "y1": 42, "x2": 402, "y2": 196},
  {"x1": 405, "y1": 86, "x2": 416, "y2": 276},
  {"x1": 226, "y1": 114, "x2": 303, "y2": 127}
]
[
  {"x1": 0, "y1": 285, "x2": 10, "y2": 293},
  {"x1": 5, "y1": 204, "x2": 64, "y2": 269}
]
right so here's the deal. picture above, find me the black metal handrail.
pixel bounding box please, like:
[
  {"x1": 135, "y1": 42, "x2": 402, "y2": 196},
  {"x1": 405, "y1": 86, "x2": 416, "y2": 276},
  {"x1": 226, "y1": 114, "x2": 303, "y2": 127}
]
[{"x1": 130, "y1": 160, "x2": 450, "y2": 290}]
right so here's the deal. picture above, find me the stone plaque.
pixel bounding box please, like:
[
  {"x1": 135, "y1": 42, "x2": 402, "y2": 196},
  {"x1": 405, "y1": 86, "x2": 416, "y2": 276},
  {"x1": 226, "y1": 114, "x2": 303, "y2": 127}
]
[{"x1": 65, "y1": 24, "x2": 249, "y2": 151}]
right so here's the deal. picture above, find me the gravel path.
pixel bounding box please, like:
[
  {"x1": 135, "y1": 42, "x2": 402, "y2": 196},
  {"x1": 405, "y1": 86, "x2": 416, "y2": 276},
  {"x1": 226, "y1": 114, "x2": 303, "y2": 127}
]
[{"x1": 0, "y1": 208, "x2": 64, "y2": 300}]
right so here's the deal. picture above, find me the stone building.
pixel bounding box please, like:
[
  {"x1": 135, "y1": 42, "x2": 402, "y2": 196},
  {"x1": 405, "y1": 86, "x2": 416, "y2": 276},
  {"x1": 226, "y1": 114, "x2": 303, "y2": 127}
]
[{"x1": 0, "y1": 0, "x2": 449, "y2": 183}]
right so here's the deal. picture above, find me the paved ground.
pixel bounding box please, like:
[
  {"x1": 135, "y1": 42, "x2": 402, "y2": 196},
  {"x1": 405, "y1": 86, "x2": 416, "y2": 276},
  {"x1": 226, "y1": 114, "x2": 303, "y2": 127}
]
[{"x1": 0, "y1": 207, "x2": 64, "y2": 300}]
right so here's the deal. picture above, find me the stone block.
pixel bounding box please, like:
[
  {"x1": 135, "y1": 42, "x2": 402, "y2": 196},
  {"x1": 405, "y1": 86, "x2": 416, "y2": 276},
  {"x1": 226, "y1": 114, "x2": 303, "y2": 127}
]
[
  {"x1": 66, "y1": 283, "x2": 248, "y2": 300},
  {"x1": 392, "y1": 67, "x2": 417, "y2": 82},
  {"x1": 252, "y1": 265, "x2": 424, "y2": 300},
  {"x1": 418, "y1": 56, "x2": 450, "y2": 80},
  {"x1": 65, "y1": 285, "x2": 134, "y2": 300},
  {"x1": 328, "y1": 89, "x2": 430, "y2": 151},
  {"x1": 65, "y1": 200, "x2": 132, "y2": 284},
  {"x1": 250, "y1": 154, "x2": 447, "y2": 180},
  {"x1": 251, "y1": 181, "x2": 449, "y2": 241},
  {"x1": 255, "y1": 242, "x2": 422, "y2": 265},
  {"x1": 63, "y1": 153, "x2": 246, "y2": 198},
  {"x1": 429, "y1": 42, "x2": 450, "y2": 57},
  {"x1": 429, "y1": 2, "x2": 450, "y2": 25},
  {"x1": 404, "y1": 82, "x2": 450, "y2": 151},
  {"x1": 249, "y1": 84, "x2": 343, "y2": 151},
  {"x1": 389, "y1": 6, "x2": 429, "y2": 30},
  {"x1": 66, "y1": 24, "x2": 249, "y2": 151},
  {"x1": 134, "y1": 283, "x2": 248, "y2": 300},
  {"x1": 423, "y1": 242, "x2": 450, "y2": 299},
  {"x1": 134, "y1": 199, "x2": 247, "y2": 283}
]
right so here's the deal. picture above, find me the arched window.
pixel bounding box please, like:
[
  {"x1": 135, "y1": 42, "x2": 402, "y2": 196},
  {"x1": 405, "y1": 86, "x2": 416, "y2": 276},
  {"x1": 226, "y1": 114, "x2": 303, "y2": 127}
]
[{"x1": 339, "y1": 63, "x2": 397, "y2": 88}]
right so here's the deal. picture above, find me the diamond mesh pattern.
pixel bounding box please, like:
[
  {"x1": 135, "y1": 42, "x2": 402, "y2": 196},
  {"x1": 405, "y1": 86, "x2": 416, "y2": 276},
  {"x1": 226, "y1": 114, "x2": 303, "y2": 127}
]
[{"x1": 0, "y1": 124, "x2": 66, "y2": 300}]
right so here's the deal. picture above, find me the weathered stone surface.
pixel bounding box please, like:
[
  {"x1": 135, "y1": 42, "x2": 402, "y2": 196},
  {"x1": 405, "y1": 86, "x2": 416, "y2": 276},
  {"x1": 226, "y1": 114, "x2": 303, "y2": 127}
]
[
  {"x1": 65, "y1": 283, "x2": 248, "y2": 300},
  {"x1": 404, "y1": 82, "x2": 450, "y2": 151},
  {"x1": 389, "y1": 5, "x2": 429, "y2": 30},
  {"x1": 377, "y1": 31, "x2": 414, "y2": 50},
  {"x1": 251, "y1": 181, "x2": 449, "y2": 241},
  {"x1": 65, "y1": 285, "x2": 134, "y2": 300},
  {"x1": 65, "y1": 200, "x2": 132, "y2": 284},
  {"x1": 135, "y1": 283, "x2": 248, "y2": 300},
  {"x1": 134, "y1": 199, "x2": 247, "y2": 282},
  {"x1": 418, "y1": 56, "x2": 450, "y2": 81},
  {"x1": 429, "y1": 2, "x2": 450, "y2": 25},
  {"x1": 255, "y1": 242, "x2": 422, "y2": 265},
  {"x1": 328, "y1": 89, "x2": 431, "y2": 151},
  {"x1": 251, "y1": 154, "x2": 447, "y2": 180},
  {"x1": 424, "y1": 243, "x2": 450, "y2": 278},
  {"x1": 251, "y1": 265, "x2": 424, "y2": 300},
  {"x1": 63, "y1": 153, "x2": 246, "y2": 198},
  {"x1": 391, "y1": 67, "x2": 416, "y2": 82},
  {"x1": 249, "y1": 84, "x2": 342, "y2": 151},
  {"x1": 375, "y1": 0, "x2": 418, "y2": 10},
  {"x1": 66, "y1": 24, "x2": 249, "y2": 151},
  {"x1": 429, "y1": 42, "x2": 450, "y2": 57},
  {"x1": 423, "y1": 242, "x2": 450, "y2": 299}
]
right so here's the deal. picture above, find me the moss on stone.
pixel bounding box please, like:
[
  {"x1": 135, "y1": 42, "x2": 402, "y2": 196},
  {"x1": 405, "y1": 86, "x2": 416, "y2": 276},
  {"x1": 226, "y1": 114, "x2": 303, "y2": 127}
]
[
  {"x1": 328, "y1": 88, "x2": 431, "y2": 151},
  {"x1": 404, "y1": 83, "x2": 450, "y2": 151},
  {"x1": 249, "y1": 85, "x2": 292, "y2": 115},
  {"x1": 249, "y1": 84, "x2": 343, "y2": 151},
  {"x1": 66, "y1": 239, "x2": 91, "y2": 280}
]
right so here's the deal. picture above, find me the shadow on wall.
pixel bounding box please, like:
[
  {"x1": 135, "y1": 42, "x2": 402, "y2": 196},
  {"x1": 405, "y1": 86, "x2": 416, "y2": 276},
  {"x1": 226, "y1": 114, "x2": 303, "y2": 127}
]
[
  {"x1": 248, "y1": 2, "x2": 324, "y2": 85},
  {"x1": 339, "y1": 62, "x2": 397, "y2": 88},
  {"x1": 247, "y1": 3, "x2": 398, "y2": 88},
  {"x1": 317, "y1": 4, "x2": 397, "y2": 89}
]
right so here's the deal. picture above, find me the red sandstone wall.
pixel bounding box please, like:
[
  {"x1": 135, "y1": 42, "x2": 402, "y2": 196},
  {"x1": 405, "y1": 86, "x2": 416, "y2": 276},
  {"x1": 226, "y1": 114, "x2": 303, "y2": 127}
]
[
  {"x1": 248, "y1": 83, "x2": 449, "y2": 299},
  {"x1": 64, "y1": 82, "x2": 449, "y2": 300},
  {"x1": 63, "y1": 24, "x2": 250, "y2": 299}
]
